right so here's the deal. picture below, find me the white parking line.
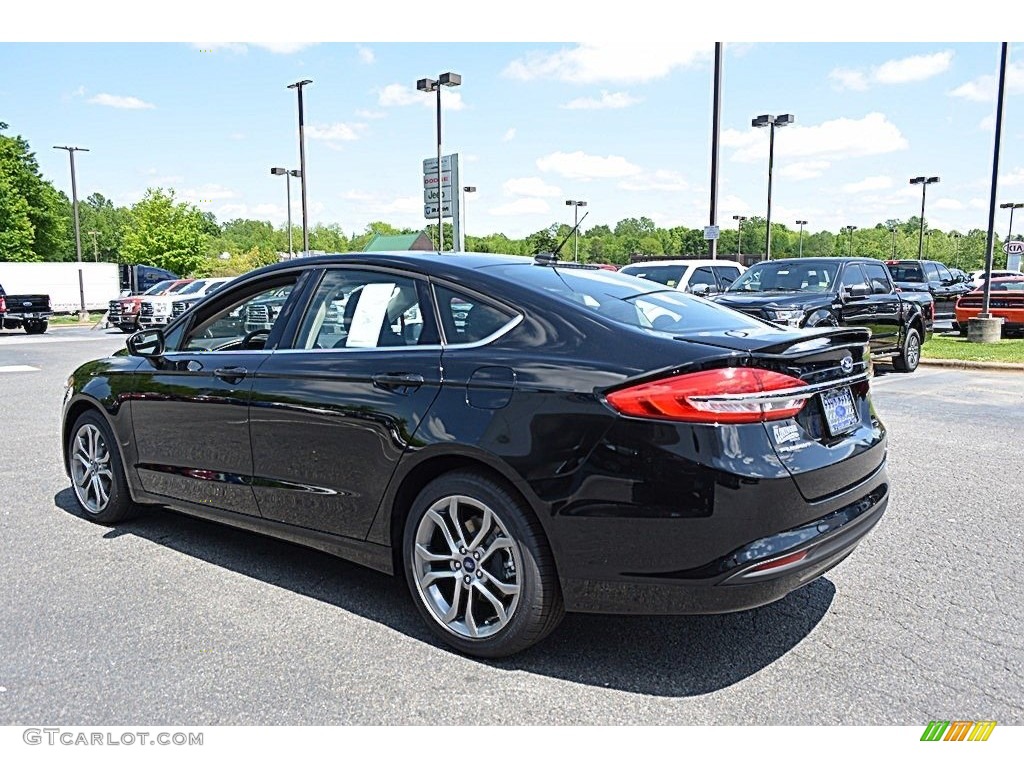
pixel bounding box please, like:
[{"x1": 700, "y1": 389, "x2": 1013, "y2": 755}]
[{"x1": 0, "y1": 365, "x2": 41, "y2": 372}]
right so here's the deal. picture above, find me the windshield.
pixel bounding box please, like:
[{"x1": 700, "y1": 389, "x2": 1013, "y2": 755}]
[
  {"x1": 728, "y1": 261, "x2": 837, "y2": 293},
  {"x1": 888, "y1": 263, "x2": 925, "y2": 282},
  {"x1": 178, "y1": 280, "x2": 208, "y2": 295},
  {"x1": 489, "y1": 264, "x2": 765, "y2": 334},
  {"x1": 619, "y1": 265, "x2": 686, "y2": 288},
  {"x1": 143, "y1": 280, "x2": 176, "y2": 295}
]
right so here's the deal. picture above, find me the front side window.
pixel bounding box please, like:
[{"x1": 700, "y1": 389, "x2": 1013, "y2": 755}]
[
  {"x1": 840, "y1": 264, "x2": 870, "y2": 293},
  {"x1": 861, "y1": 263, "x2": 892, "y2": 294},
  {"x1": 924, "y1": 262, "x2": 941, "y2": 281},
  {"x1": 712, "y1": 265, "x2": 741, "y2": 289},
  {"x1": 182, "y1": 278, "x2": 297, "y2": 351},
  {"x1": 294, "y1": 269, "x2": 437, "y2": 350},
  {"x1": 688, "y1": 266, "x2": 716, "y2": 292}
]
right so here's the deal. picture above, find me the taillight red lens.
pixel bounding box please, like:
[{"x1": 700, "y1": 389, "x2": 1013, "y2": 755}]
[{"x1": 606, "y1": 367, "x2": 809, "y2": 424}]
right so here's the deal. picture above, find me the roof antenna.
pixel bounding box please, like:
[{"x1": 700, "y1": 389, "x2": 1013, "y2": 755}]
[{"x1": 535, "y1": 211, "x2": 590, "y2": 264}]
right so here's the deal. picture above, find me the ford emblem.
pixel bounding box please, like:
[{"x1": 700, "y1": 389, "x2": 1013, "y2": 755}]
[
  {"x1": 23, "y1": 301, "x2": 32, "y2": 307},
  {"x1": 840, "y1": 355, "x2": 854, "y2": 374}
]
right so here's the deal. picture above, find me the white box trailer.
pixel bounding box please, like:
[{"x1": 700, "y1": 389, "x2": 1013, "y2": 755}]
[{"x1": 0, "y1": 262, "x2": 120, "y2": 313}]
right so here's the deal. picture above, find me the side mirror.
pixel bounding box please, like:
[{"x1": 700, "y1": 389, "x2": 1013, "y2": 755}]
[
  {"x1": 690, "y1": 283, "x2": 713, "y2": 296},
  {"x1": 127, "y1": 328, "x2": 165, "y2": 358}
]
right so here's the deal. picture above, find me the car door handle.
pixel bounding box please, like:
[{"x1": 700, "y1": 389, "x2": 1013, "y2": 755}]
[
  {"x1": 214, "y1": 366, "x2": 248, "y2": 384},
  {"x1": 372, "y1": 373, "x2": 425, "y2": 391}
]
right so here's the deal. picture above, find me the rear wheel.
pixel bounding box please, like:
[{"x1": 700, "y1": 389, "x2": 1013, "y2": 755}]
[
  {"x1": 403, "y1": 471, "x2": 564, "y2": 658},
  {"x1": 118, "y1": 323, "x2": 136, "y2": 334},
  {"x1": 893, "y1": 328, "x2": 921, "y2": 373},
  {"x1": 68, "y1": 411, "x2": 137, "y2": 525},
  {"x1": 24, "y1": 320, "x2": 47, "y2": 334}
]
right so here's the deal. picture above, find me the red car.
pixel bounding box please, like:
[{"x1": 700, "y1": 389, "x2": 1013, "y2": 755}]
[
  {"x1": 107, "y1": 279, "x2": 193, "y2": 333},
  {"x1": 954, "y1": 277, "x2": 1024, "y2": 336}
]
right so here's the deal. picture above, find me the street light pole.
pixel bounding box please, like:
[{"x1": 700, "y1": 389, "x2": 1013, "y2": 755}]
[
  {"x1": 565, "y1": 200, "x2": 587, "y2": 261},
  {"x1": 752, "y1": 113, "x2": 795, "y2": 260},
  {"x1": 910, "y1": 175, "x2": 940, "y2": 260},
  {"x1": 843, "y1": 225, "x2": 857, "y2": 257},
  {"x1": 462, "y1": 186, "x2": 476, "y2": 248},
  {"x1": 271, "y1": 167, "x2": 301, "y2": 257},
  {"x1": 709, "y1": 42, "x2": 723, "y2": 260},
  {"x1": 889, "y1": 226, "x2": 898, "y2": 259},
  {"x1": 417, "y1": 72, "x2": 462, "y2": 252},
  {"x1": 54, "y1": 145, "x2": 90, "y2": 320},
  {"x1": 999, "y1": 202, "x2": 1023, "y2": 268},
  {"x1": 732, "y1": 215, "x2": 747, "y2": 259},
  {"x1": 87, "y1": 230, "x2": 99, "y2": 262},
  {"x1": 796, "y1": 220, "x2": 807, "y2": 257},
  {"x1": 287, "y1": 79, "x2": 313, "y2": 256}
]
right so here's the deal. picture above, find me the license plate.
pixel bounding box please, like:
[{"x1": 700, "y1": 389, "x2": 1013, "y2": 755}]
[{"x1": 821, "y1": 387, "x2": 858, "y2": 435}]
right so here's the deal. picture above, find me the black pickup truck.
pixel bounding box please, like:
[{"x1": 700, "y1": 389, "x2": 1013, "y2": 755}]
[
  {"x1": 0, "y1": 283, "x2": 52, "y2": 334},
  {"x1": 713, "y1": 257, "x2": 932, "y2": 373},
  {"x1": 884, "y1": 259, "x2": 972, "y2": 319}
]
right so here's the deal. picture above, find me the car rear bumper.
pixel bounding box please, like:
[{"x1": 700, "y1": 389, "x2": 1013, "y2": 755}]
[{"x1": 558, "y1": 460, "x2": 888, "y2": 615}]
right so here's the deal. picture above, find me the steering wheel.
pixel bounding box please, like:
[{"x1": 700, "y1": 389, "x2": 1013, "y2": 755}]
[{"x1": 242, "y1": 329, "x2": 271, "y2": 349}]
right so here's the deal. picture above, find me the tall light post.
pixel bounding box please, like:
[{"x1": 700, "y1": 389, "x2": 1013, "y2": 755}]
[
  {"x1": 87, "y1": 230, "x2": 99, "y2": 262},
  {"x1": 889, "y1": 226, "x2": 898, "y2": 259},
  {"x1": 417, "y1": 72, "x2": 462, "y2": 252},
  {"x1": 795, "y1": 220, "x2": 808, "y2": 258},
  {"x1": 462, "y1": 186, "x2": 476, "y2": 249},
  {"x1": 843, "y1": 225, "x2": 857, "y2": 257},
  {"x1": 54, "y1": 145, "x2": 90, "y2": 320},
  {"x1": 752, "y1": 113, "x2": 795, "y2": 260},
  {"x1": 287, "y1": 79, "x2": 313, "y2": 256},
  {"x1": 1000, "y1": 202, "x2": 1023, "y2": 267},
  {"x1": 910, "y1": 175, "x2": 940, "y2": 260},
  {"x1": 951, "y1": 231, "x2": 962, "y2": 268},
  {"x1": 732, "y1": 214, "x2": 747, "y2": 258},
  {"x1": 565, "y1": 200, "x2": 587, "y2": 261},
  {"x1": 271, "y1": 167, "x2": 301, "y2": 257}
]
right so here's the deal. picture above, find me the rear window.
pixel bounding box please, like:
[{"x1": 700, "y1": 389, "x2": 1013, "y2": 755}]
[
  {"x1": 618, "y1": 265, "x2": 686, "y2": 288},
  {"x1": 489, "y1": 264, "x2": 765, "y2": 333},
  {"x1": 991, "y1": 280, "x2": 1024, "y2": 291},
  {"x1": 889, "y1": 263, "x2": 925, "y2": 282}
]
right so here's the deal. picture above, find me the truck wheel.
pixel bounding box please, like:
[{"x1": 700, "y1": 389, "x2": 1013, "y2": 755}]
[
  {"x1": 24, "y1": 320, "x2": 47, "y2": 335},
  {"x1": 118, "y1": 324, "x2": 136, "y2": 334},
  {"x1": 68, "y1": 411, "x2": 137, "y2": 525},
  {"x1": 893, "y1": 328, "x2": 921, "y2": 373}
]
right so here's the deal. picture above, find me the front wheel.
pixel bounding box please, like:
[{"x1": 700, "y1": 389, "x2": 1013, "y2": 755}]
[
  {"x1": 68, "y1": 411, "x2": 137, "y2": 525},
  {"x1": 893, "y1": 328, "x2": 921, "y2": 373},
  {"x1": 118, "y1": 323, "x2": 137, "y2": 334},
  {"x1": 403, "y1": 471, "x2": 564, "y2": 658}
]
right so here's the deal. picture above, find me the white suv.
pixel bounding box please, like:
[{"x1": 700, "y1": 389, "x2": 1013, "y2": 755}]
[
  {"x1": 619, "y1": 259, "x2": 746, "y2": 295},
  {"x1": 141, "y1": 277, "x2": 233, "y2": 328}
]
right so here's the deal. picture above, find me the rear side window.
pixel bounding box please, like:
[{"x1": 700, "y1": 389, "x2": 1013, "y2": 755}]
[
  {"x1": 434, "y1": 286, "x2": 517, "y2": 345},
  {"x1": 619, "y1": 265, "x2": 687, "y2": 288}
]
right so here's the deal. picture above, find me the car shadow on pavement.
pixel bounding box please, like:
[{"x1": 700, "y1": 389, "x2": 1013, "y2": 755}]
[{"x1": 55, "y1": 487, "x2": 834, "y2": 698}]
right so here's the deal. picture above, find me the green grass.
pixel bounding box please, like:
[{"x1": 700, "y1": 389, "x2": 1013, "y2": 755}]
[
  {"x1": 49, "y1": 312, "x2": 106, "y2": 325},
  {"x1": 922, "y1": 334, "x2": 1024, "y2": 363}
]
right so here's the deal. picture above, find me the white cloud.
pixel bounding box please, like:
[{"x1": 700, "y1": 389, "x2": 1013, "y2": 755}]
[
  {"x1": 536, "y1": 150, "x2": 641, "y2": 180},
  {"x1": 562, "y1": 90, "x2": 641, "y2": 110},
  {"x1": 968, "y1": 198, "x2": 988, "y2": 209},
  {"x1": 874, "y1": 50, "x2": 954, "y2": 84},
  {"x1": 191, "y1": 42, "x2": 314, "y2": 55},
  {"x1": 1002, "y1": 168, "x2": 1024, "y2": 186},
  {"x1": 830, "y1": 50, "x2": 954, "y2": 92},
  {"x1": 252, "y1": 43, "x2": 315, "y2": 54},
  {"x1": 619, "y1": 169, "x2": 689, "y2": 192},
  {"x1": 502, "y1": 128, "x2": 516, "y2": 142},
  {"x1": 369, "y1": 196, "x2": 422, "y2": 215},
  {"x1": 489, "y1": 198, "x2": 551, "y2": 216},
  {"x1": 979, "y1": 113, "x2": 996, "y2": 131},
  {"x1": 723, "y1": 113, "x2": 908, "y2": 163},
  {"x1": 229, "y1": 132, "x2": 246, "y2": 141},
  {"x1": 377, "y1": 83, "x2": 465, "y2": 111},
  {"x1": 72, "y1": 85, "x2": 86, "y2": 97},
  {"x1": 88, "y1": 93, "x2": 155, "y2": 110},
  {"x1": 780, "y1": 161, "x2": 832, "y2": 180},
  {"x1": 193, "y1": 42, "x2": 247, "y2": 54},
  {"x1": 950, "y1": 62, "x2": 1024, "y2": 101},
  {"x1": 503, "y1": 177, "x2": 562, "y2": 198},
  {"x1": 829, "y1": 68, "x2": 869, "y2": 91},
  {"x1": 504, "y1": 42, "x2": 711, "y2": 84},
  {"x1": 356, "y1": 109, "x2": 386, "y2": 119},
  {"x1": 842, "y1": 175, "x2": 893, "y2": 193},
  {"x1": 306, "y1": 122, "x2": 363, "y2": 142},
  {"x1": 357, "y1": 45, "x2": 375, "y2": 64},
  {"x1": 182, "y1": 184, "x2": 238, "y2": 202},
  {"x1": 933, "y1": 198, "x2": 965, "y2": 210}
]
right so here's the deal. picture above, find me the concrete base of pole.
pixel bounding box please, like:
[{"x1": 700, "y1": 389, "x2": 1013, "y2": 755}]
[
  {"x1": 78, "y1": 310, "x2": 90, "y2": 322},
  {"x1": 968, "y1": 315, "x2": 1002, "y2": 343}
]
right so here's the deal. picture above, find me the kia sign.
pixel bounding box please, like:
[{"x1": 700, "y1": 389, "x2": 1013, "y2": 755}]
[{"x1": 1003, "y1": 240, "x2": 1023, "y2": 255}]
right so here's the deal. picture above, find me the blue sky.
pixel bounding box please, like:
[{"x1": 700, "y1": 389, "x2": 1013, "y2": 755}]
[{"x1": 3, "y1": 31, "x2": 1022, "y2": 240}]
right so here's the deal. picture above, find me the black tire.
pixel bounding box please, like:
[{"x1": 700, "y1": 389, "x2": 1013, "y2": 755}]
[
  {"x1": 402, "y1": 471, "x2": 564, "y2": 658},
  {"x1": 892, "y1": 327, "x2": 921, "y2": 373},
  {"x1": 118, "y1": 324, "x2": 136, "y2": 334},
  {"x1": 24, "y1": 320, "x2": 47, "y2": 335},
  {"x1": 67, "y1": 410, "x2": 137, "y2": 525}
]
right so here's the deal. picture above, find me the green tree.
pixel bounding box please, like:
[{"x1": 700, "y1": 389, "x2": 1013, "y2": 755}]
[
  {"x1": 0, "y1": 172, "x2": 35, "y2": 257},
  {"x1": 121, "y1": 188, "x2": 211, "y2": 276},
  {"x1": 77, "y1": 192, "x2": 129, "y2": 262},
  {"x1": 0, "y1": 121, "x2": 72, "y2": 260}
]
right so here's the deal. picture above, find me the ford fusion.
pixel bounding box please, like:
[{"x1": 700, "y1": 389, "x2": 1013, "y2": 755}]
[{"x1": 62, "y1": 253, "x2": 888, "y2": 657}]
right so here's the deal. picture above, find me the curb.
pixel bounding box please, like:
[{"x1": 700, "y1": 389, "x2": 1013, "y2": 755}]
[{"x1": 920, "y1": 358, "x2": 1024, "y2": 371}]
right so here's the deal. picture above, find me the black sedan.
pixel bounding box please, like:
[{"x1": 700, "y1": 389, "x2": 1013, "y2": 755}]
[{"x1": 62, "y1": 252, "x2": 889, "y2": 657}]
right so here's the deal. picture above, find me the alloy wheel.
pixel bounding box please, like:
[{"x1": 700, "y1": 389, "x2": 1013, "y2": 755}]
[{"x1": 71, "y1": 423, "x2": 114, "y2": 514}]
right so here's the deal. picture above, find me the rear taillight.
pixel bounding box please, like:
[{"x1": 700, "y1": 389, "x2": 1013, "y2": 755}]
[{"x1": 605, "y1": 367, "x2": 810, "y2": 424}]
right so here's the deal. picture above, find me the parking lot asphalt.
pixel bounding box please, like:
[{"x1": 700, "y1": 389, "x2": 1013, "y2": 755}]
[{"x1": 0, "y1": 328, "x2": 1021, "y2": 725}]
